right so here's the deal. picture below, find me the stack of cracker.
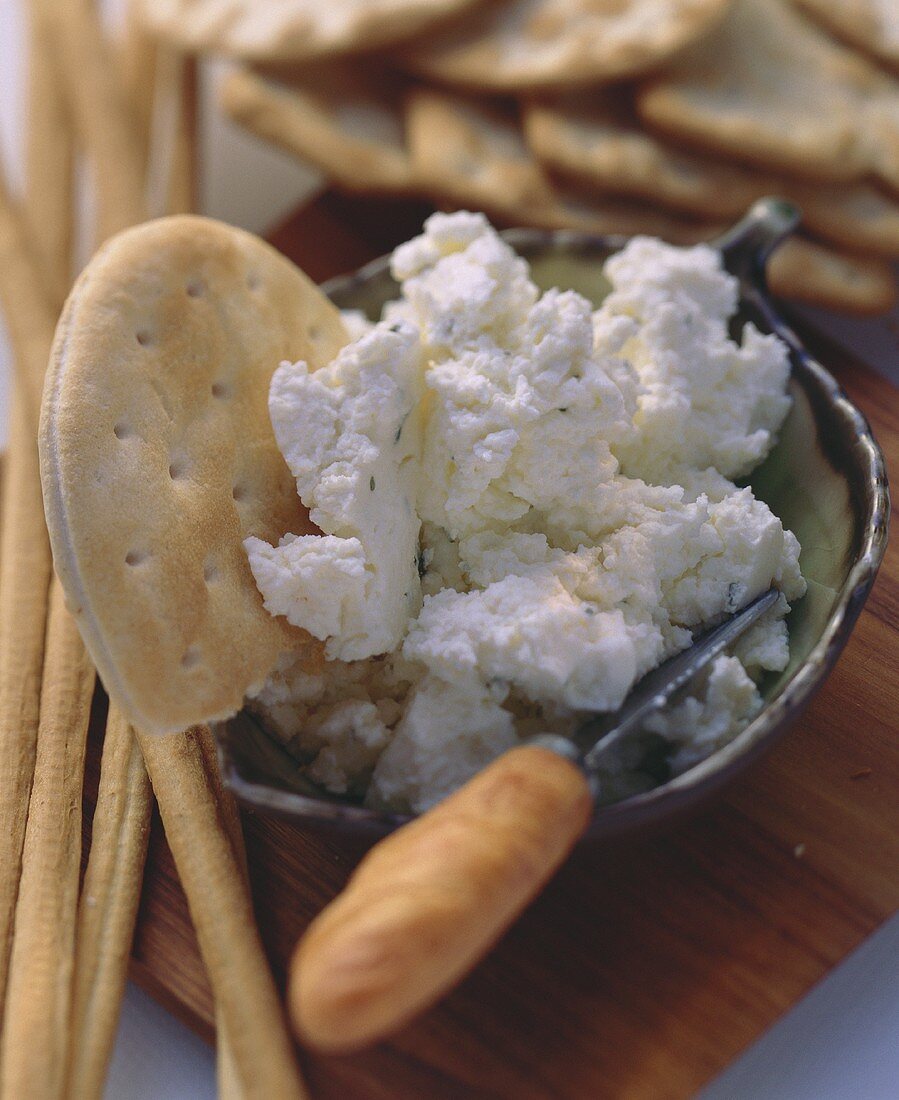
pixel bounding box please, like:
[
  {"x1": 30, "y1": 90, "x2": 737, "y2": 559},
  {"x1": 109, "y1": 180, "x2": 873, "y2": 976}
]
[{"x1": 147, "y1": 0, "x2": 899, "y2": 314}]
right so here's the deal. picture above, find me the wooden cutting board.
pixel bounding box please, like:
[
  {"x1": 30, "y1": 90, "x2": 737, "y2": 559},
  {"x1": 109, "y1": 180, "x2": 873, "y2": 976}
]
[{"x1": 83, "y1": 193, "x2": 899, "y2": 1099}]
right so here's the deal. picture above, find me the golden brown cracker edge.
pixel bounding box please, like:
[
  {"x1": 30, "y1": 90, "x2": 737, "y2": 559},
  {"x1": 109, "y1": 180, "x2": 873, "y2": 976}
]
[
  {"x1": 40, "y1": 215, "x2": 346, "y2": 736},
  {"x1": 141, "y1": 0, "x2": 484, "y2": 62}
]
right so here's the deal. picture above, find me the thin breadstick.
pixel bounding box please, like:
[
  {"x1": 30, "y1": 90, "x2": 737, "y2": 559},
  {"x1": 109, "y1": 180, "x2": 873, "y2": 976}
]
[
  {"x1": 51, "y1": 2, "x2": 146, "y2": 239},
  {"x1": 119, "y1": 0, "x2": 158, "y2": 176},
  {"x1": 65, "y1": 707, "x2": 152, "y2": 1100},
  {"x1": 195, "y1": 727, "x2": 251, "y2": 1100},
  {"x1": 0, "y1": 172, "x2": 60, "y2": 415},
  {"x1": 138, "y1": 728, "x2": 307, "y2": 1100},
  {"x1": 2, "y1": 36, "x2": 107, "y2": 1092},
  {"x1": 25, "y1": 0, "x2": 74, "y2": 301},
  {"x1": 148, "y1": 48, "x2": 199, "y2": 217},
  {"x1": 0, "y1": 579, "x2": 96, "y2": 1100},
  {"x1": 0, "y1": 394, "x2": 53, "y2": 1018},
  {"x1": 0, "y1": 128, "x2": 60, "y2": 1027},
  {"x1": 171, "y1": 54, "x2": 199, "y2": 215}
]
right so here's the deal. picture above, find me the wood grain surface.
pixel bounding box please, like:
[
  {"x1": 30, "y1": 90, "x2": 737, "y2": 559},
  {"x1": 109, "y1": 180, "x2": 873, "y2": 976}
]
[{"x1": 81, "y1": 193, "x2": 899, "y2": 1099}]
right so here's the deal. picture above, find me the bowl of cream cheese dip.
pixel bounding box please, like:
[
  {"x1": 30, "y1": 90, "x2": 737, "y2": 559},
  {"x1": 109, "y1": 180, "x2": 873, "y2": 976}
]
[{"x1": 214, "y1": 198, "x2": 888, "y2": 840}]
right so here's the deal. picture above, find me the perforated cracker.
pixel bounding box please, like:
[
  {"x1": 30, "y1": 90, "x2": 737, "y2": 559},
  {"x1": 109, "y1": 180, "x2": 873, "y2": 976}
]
[
  {"x1": 139, "y1": 0, "x2": 485, "y2": 62},
  {"x1": 767, "y1": 237, "x2": 897, "y2": 315},
  {"x1": 637, "y1": 0, "x2": 899, "y2": 192},
  {"x1": 525, "y1": 92, "x2": 899, "y2": 259},
  {"x1": 525, "y1": 92, "x2": 775, "y2": 219},
  {"x1": 40, "y1": 215, "x2": 346, "y2": 735},
  {"x1": 406, "y1": 89, "x2": 724, "y2": 243},
  {"x1": 795, "y1": 0, "x2": 899, "y2": 72},
  {"x1": 401, "y1": 0, "x2": 733, "y2": 90},
  {"x1": 222, "y1": 63, "x2": 417, "y2": 197}
]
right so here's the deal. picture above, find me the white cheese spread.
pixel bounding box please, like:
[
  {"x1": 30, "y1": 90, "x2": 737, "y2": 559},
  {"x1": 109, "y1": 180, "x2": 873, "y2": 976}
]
[{"x1": 246, "y1": 212, "x2": 805, "y2": 813}]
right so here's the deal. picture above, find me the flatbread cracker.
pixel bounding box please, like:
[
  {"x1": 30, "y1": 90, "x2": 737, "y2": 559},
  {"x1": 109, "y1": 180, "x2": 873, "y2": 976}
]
[
  {"x1": 525, "y1": 93, "x2": 899, "y2": 258},
  {"x1": 402, "y1": 0, "x2": 734, "y2": 90},
  {"x1": 526, "y1": 92, "x2": 774, "y2": 218},
  {"x1": 222, "y1": 64, "x2": 417, "y2": 196},
  {"x1": 40, "y1": 216, "x2": 346, "y2": 736},
  {"x1": 406, "y1": 89, "x2": 723, "y2": 243},
  {"x1": 795, "y1": 0, "x2": 899, "y2": 71},
  {"x1": 638, "y1": 0, "x2": 899, "y2": 191},
  {"x1": 767, "y1": 237, "x2": 897, "y2": 315},
  {"x1": 139, "y1": 0, "x2": 484, "y2": 62}
]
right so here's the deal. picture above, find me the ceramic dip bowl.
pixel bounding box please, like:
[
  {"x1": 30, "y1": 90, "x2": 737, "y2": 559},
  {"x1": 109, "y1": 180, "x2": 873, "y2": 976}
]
[{"x1": 213, "y1": 199, "x2": 889, "y2": 840}]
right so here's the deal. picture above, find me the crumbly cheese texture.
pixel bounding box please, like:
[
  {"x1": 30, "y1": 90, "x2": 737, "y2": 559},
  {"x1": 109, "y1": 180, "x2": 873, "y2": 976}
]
[
  {"x1": 248, "y1": 212, "x2": 804, "y2": 813},
  {"x1": 246, "y1": 323, "x2": 424, "y2": 659}
]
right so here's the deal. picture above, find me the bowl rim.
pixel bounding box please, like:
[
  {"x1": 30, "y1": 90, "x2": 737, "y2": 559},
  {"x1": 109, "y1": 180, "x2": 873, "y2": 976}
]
[{"x1": 216, "y1": 202, "x2": 891, "y2": 835}]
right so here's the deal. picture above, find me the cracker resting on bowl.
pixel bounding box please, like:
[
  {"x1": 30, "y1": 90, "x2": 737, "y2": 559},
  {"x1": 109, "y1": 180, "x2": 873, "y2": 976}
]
[
  {"x1": 40, "y1": 215, "x2": 346, "y2": 735},
  {"x1": 402, "y1": 0, "x2": 734, "y2": 90},
  {"x1": 637, "y1": 0, "x2": 899, "y2": 190},
  {"x1": 139, "y1": 0, "x2": 485, "y2": 62}
]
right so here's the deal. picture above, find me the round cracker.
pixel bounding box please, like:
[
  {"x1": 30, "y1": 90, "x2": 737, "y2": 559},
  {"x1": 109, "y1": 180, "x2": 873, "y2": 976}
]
[
  {"x1": 401, "y1": 0, "x2": 733, "y2": 91},
  {"x1": 795, "y1": 0, "x2": 899, "y2": 72},
  {"x1": 406, "y1": 89, "x2": 724, "y2": 242},
  {"x1": 524, "y1": 92, "x2": 775, "y2": 219},
  {"x1": 138, "y1": 0, "x2": 485, "y2": 62},
  {"x1": 637, "y1": 0, "x2": 899, "y2": 189},
  {"x1": 40, "y1": 215, "x2": 346, "y2": 735},
  {"x1": 222, "y1": 63, "x2": 418, "y2": 197},
  {"x1": 525, "y1": 94, "x2": 899, "y2": 259},
  {"x1": 767, "y1": 237, "x2": 897, "y2": 315}
]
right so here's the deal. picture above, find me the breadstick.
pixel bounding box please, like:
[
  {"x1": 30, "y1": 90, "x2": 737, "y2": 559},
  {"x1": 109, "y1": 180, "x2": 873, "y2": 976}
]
[
  {"x1": 195, "y1": 727, "x2": 251, "y2": 1100},
  {"x1": 119, "y1": 0, "x2": 158, "y2": 176},
  {"x1": 148, "y1": 48, "x2": 199, "y2": 217},
  {"x1": 2, "y1": 33, "x2": 113, "y2": 1091},
  {"x1": 0, "y1": 394, "x2": 53, "y2": 1018},
  {"x1": 51, "y1": 2, "x2": 146, "y2": 239},
  {"x1": 25, "y1": 0, "x2": 74, "y2": 302},
  {"x1": 0, "y1": 172, "x2": 59, "y2": 415},
  {"x1": 0, "y1": 579, "x2": 96, "y2": 1100},
  {"x1": 138, "y1": 728, "x2": 307, "y2": 1100},
  {"x1": 65, "y1": 706, "x2": 152, "y2": 1100},
  {"x1": 0, "y1": 114, "x2": 59, "y2": 1028}
]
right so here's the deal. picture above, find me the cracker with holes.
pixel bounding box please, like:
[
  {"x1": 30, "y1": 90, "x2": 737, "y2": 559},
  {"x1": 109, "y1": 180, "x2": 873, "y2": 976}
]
[
  {"x1": 39, "y1": 215, "x2": 347, "y2": 735},
  {"x1": 222, "y1": 63, "x2": 417, "y2": 196},
  {"x1": 138, "y1": 0, "x2": 486, "y2": 61},
  {"x1": 401, "y1": 0, "x2": 733, "y2": 90},
  {"x1": 525, "y1": 91, "x2": 776, "y2": 219},
  {"x1": 637, "y1": 0, "x2": 899, "y2": 191},
  {"x1": 524, "y1": 92, "x2": 899, "y2": 259},
  {"x1": 766, "y1": 237, "x2": 896, "y2": 315},
  {"x1": 795, "y1": 0, "x2": 899, "y2": 72},
  {"x1": 406, "y1": 89, "x2": 724, "y2": 242}
]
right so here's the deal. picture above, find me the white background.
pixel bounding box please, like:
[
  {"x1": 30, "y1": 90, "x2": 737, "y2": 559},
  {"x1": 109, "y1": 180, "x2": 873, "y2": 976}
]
[{"x1": 1, "y1": 2, "x2": 897, "y2": 1096}]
